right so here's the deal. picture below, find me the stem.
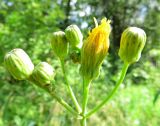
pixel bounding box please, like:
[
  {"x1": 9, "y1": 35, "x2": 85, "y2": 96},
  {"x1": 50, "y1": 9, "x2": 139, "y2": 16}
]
[
  {"x1": 27, "y1": 79, "x2": 79, "y2": 117},
  {"x1": 49, "y1": 92, "x2": 79, "y2": 117},
  {"x1": 81, "y1": 117, "x2": 86, "y2": 126},
  {"x1": 85, "y1": 63, "x2": 129, "y2": 118},
  {"x1": 60, "y1": 59, "x2": 82, "y2": 113},
  {"x1": 81, "y1": 78, "x2": 91, "y2": 126}
]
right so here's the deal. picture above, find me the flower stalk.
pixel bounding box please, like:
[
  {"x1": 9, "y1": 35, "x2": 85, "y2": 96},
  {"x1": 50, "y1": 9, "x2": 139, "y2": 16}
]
[
  {"x1": 35, "y1": 81, "x2": 79, "y2": 117},
  {"x1": 85, "y1": 63, "x2": 129, "y2": 118},
  {"x1": 49, "y1": 91, "x2": 80, "y2": 117},
  {"x1": 60, "y1": 59, "x2": 82, "y2": 113},
  {"x1": 81, "y1": 78, "x2": 91, "y2": 126}
]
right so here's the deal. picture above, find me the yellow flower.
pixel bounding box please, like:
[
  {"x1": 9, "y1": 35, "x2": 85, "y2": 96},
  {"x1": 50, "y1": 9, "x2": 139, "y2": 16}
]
[{"x1": 80, "y1": 18, "x2": 111, "y2": 80}]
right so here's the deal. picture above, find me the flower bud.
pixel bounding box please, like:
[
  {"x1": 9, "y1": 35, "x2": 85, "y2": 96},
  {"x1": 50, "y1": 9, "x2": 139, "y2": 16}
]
[
  {"x1": 65, "y1": 24, "x2": 83, "y2": 49},
  {"x1": 4, "y1": 48, "x2": 34, "y2": 80},
  {"x1": 31, "y1": 62, "x2": 54, "y2": 86},
  {"x1": 118, "y1": 27, "x2": 146, "y2": 64},
  {"x1": 80, "y1": 18, "x2": 111, "y2": 80},
  {"x1": 50, "y1": 31, "x2": 68, "y2": 59}
]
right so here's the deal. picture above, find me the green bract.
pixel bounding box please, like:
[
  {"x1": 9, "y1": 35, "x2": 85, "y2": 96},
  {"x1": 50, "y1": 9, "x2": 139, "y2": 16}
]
[
  {"x1": 70, "y1": 50, "x2": 81, "y2": 64},
  {"x1": 118, "y1": 27, "x2": 146, "y2": 64},
  {"x1": 31, "y1": 62, "x2": 54, "y2": 86},
  {"x1": 4, "y1": 48, "x2": 34, "y2": 80},
  {"x1": 65, "y1": 24, "x2": 83, "y2": 49},
  {"x1": 50, "y1": 31, "x2": 68, "y2": 60}
]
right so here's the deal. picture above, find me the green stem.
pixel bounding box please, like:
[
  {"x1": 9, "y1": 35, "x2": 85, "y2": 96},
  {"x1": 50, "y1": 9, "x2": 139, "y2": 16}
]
[
  {"x1": 60, "y1": 59, "x2": 82, "y2": 113},
  {"x1": 85, "y1": 63, "x2": 129, "y2": 118},
  {"x1": 28, "y1": 79, "x2": 79, "y2": 117},
  {"x1": 49, "y1": 91, "x2": 79, "y2": 117},
  {"x1": 81, "y1": 78, "x2": 91, "y2": 126}
]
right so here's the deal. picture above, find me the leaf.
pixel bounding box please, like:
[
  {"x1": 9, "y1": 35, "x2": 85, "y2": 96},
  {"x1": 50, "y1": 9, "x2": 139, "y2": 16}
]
[{"x1": 153, "y1": 89, "x2": 160, "y2": 104}]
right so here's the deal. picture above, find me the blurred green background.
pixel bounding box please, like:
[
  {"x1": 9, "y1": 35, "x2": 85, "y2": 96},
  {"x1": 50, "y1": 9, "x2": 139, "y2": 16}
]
[{"x1": 0, "y1": 0, "x2": 160, "y2": 126}]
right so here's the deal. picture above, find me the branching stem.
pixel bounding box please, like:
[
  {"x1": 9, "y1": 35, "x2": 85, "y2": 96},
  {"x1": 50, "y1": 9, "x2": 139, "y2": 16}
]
[
  {"x1": 85, "y1": 63, "x2": 129, "y2": 118},
  {"x1": 60, "y1": 59, "x2": 82, "y2": 113}
]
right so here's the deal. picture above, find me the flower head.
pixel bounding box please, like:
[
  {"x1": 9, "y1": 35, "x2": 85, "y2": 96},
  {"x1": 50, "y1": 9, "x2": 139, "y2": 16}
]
[
  {"x1": 65, "y1": 24, "x2": 83, "y2": 49},
  {"x1": 4, "y1": 48, "x2": 34, "y2": 80},
  {"x1": 80, "y1": 18, "x2": 111, "y2": 80},
  {"x1": 50, "y1": 31, "x2": 68, "y2": 60},
  {"x1": 118, "y1": 27, "x2": 146, "y2": 64},
  {"x1": 30, "y1": 62, "x2": 55, "y2": 86}
]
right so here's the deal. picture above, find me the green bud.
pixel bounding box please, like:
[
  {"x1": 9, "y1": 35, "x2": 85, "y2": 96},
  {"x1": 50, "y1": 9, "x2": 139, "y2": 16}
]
[
  {"x1": 31, "y1": 62, "x2": 54, "y2": 86},
  {"x1": 50, "y1": 31, "x2": 68, "y2": 59},
  {"x1": 65, "y1": 24, "x2": 83, "y2": 49},
  {"x1": 118, "y1": 27, "x2": 146, "y2": 64},
  {"x1": 4, "y1": 48, "x2": 34, "y2": 80}
]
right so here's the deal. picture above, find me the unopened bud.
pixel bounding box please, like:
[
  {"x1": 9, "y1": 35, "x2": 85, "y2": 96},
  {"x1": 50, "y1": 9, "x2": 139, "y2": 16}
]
[
  {"x1": 65, "y1": 24, "x2": 83, "y2": 49},
  {"x1": 4, "y1": 48, "x2": 34, "y2": 80},
  {"x1": 31, "y1": 62, "x2": 54, "y2": 86},
  {"x1": 80, "y1": 18, "x2": 111, "y2": 80},
  {"x1": 118, "y1": 27, "x2": 146, "y2": 64},
  {"x1": 50, "y1": 31, "x2": 68, "y2": 59}
]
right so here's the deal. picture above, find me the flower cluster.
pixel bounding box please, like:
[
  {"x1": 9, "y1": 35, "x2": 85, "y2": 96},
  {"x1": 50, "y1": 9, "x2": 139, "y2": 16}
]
[
  {"x1": 4, "y1": 48, "x2": 55, "y2": 89},
  {"x1": 4, "y1": 17, "x2": 146, "y2": 126},
  {"x1": 4, "y1": 17, "x2": 146, "y2": 92},
  {"x1": 50, "y1": 24, "x2": 83, "y2": 62}
]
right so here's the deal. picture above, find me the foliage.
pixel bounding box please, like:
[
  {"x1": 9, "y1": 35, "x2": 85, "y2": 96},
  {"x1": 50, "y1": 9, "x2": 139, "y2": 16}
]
[{"x1": 0, "y1": 0, "x2": 160, "y2": 126}]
